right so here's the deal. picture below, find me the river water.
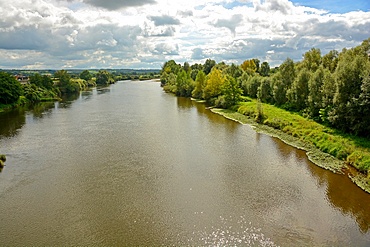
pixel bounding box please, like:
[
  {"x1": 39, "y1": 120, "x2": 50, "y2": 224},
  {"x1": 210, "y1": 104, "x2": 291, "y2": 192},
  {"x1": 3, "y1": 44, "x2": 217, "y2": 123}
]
[{"x1": 0, "y1": 80, "x2": 369, "y2": 246}]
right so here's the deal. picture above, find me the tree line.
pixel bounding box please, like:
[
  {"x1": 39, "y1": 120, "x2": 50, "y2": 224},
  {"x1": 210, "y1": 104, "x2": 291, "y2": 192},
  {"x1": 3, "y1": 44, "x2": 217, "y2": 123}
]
[
  {"x1": 0, "y1": 70, "x2": 116, "y2": 107},
  {"x1": 160, "y1": 38, "x2": 370, "y2": 138}
]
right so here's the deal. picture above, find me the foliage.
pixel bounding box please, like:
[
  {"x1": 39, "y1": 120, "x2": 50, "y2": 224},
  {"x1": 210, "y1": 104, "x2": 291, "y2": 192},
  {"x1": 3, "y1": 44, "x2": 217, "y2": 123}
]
[
  {"x1": 96, "y1": 70, "x2": 115, "y2": 85},
  {"x1": 241, "y1": 59, "x2": 257, "y2": 75},
  {"x1": 80, "y1": 70, "x2": 93, "y2": 81},
  {"x1": 0, "y1": 154, "x2": 5, "y2": 162},
  {"x1": 260, "y1": 61, "x2": 270, "y2": 77},
  {"x1": 203, "y1": 68, "x2": 225, "y2": 101},
  {"x1": 222, "y1": 75, "x2": 242, "y2": 107},
  {"x1": 54, "y1": 70, "x2": 80, "y2": 93},
  {"x1": 203, "y1": 59, "x2": 216, "y2": 75},
  {"x1": 175, "y1": 69, "x2": 194, "y2": 97},
  {"x1": 192, "y1": 70, "x2": 206, "y2": 99},
  {"x1": 0, "y1": 72, "x2": 23, "y2": 105},
  {"x1": 30, "y1": 73, "x2": 54, "y2": 89}
]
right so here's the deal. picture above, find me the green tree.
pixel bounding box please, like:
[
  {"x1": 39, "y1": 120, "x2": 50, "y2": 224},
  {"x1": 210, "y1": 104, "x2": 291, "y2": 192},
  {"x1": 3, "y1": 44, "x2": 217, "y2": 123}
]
[
  {"x1": 271, "y1": 72, "x2": 287, "y2": 106},
  {"x1": 243, "y1": 75, "x2": 261, "y2": 98},
  {"x1": 257, "y1": 77, "x2": 273, "y2": 103},
  {"x1": 192, "y1": 70, "x2": 206, "y2": 99},
  {"x1": 329, "y1": 47, "x2": 369, "y2": 133},
  {"x1": 302, "y1": 48, "x2": 322, "y2": 72},
  {"x1": 190, "y1": 63, "x2": 203, "y2": 81},
  {"x1": 279, "y1": 58, "x2": 296, "y2": 89},
  {"x1": 55, "y1": 70, "x2": 71, "y2": 87},
  {"x1": 80, "y1": 70, "x2": 92, "y2": 81},
  {"x1": 161, "y1": 60, "x2": 181, "y2": 85},
  {"x1": 350, "y1": 73, "x2": 370, "y2": 137},
  {"x1": 225, "y1": 63, "x2": 243, "y2": 79},
  {"x1": 55, "y1": 70, "x2": 80, "y2": 93},
  {"x1": 287, "y1": 68, "x2": 310, "y2": 111},
  {"x1": 183, "y1": 62, "x2": 190, "y2": 73},
  {"x1": 203, "y1": 59, "x2": 216, "y2": 75},
  {"x1": 253, "y1": 58, "x2": 260, "y2": 73},
  {"x1": 260, "y1": 61, "x2": 270, "y2": 77},
  {"x1": 30, "y1": 73, "x2": 54, "y2": 90},
  {"x1": 176, "y1": 69, "x2": 194, "y2": 97},
  {"x1": 307, "y1": 66, "x2": 325, "y2": 118},
  {"x1": 203, "y1": 68, "x2": 225, "y2": 101},
  {"x1": 0, "y1": 72, "x2": 23, "y2": 105},
  {"x1": 96, "y1": 70, "x2": 114, "y2": 85},
  {"x1": 222, "y1": 75, "x2": 242, "y2": 107},
  {"x1": 241, "y1": 59, "x2": 257, "y2": 75},
  {"x1": 322, "y1": 50, "x2": 339, "y2": 73}
]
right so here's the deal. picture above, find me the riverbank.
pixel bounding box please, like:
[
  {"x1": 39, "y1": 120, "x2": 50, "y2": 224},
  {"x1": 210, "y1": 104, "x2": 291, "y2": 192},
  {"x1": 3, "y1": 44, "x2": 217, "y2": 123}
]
[
  {"x1": 0, "y1": 96, "x2": 60, "y2": 113},
  {"x1": 209, "y1": 100, "x2": 370, "y2": 194}
]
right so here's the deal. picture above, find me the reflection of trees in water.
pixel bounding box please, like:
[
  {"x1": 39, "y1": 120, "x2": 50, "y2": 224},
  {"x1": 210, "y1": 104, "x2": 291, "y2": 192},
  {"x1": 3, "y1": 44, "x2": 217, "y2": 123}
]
[
  {"x1": 0, "y1": 107, "x2": 26, "y2": 138},
  {"x1": 307, "y1": 164, "x2": 370, "y2": 233},
  {"x1": 28, "y1": 102, "x2": 55, "y2": 119},
  {"x1": 96, "y1": 86, "x2": 110, "y2": 95},
  {"x1": 178, "y1": 97, "x2": 239, "y2": 131},
  {"x1": 255, "y1": 132, "x2": 370, "y2": 233},
  {"x1": 58, "y1": 92, "x2": 80, "y2": 108},
  {"x1": 0, "y1": 92, "x2": 82, "y2": 139},
  {"x1": 176, "y1": 97, "x2": 194, "y2": 110}
]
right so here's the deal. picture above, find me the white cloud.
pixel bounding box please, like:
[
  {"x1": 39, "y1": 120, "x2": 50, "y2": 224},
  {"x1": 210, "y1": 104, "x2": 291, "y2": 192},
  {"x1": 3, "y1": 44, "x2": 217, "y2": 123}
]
[{"x1": 0, "y1": 0, "x2": 369, "y2": 69}]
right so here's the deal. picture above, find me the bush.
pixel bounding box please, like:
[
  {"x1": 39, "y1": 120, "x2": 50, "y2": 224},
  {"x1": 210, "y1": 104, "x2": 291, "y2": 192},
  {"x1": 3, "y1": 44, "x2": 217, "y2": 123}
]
[{"x1": 0, "y1": 154, "x2": 6, "y2": 162}]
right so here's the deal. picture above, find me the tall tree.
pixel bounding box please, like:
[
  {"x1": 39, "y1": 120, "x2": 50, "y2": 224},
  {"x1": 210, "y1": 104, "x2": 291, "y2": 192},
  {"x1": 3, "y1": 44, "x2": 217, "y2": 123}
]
[
  {"x1": 279, "y1": 58, "x2": 296, "y2": 89},
  {"x1": 203, "y1": 68, "x2": 225, "y2": 101},
  {"x1": 30, "y1": 73, "x2": 54, "y2": 89},
  {"x1": 176, "y1": 69, "x2": 194, "y2": 97},
  {"x1": 322, "y1": 50, "x2": 339, "y2": 73},
  {"x1": 96, "y1": 70, "x2": 114, "y2": 85},
  {"x1": 80, "y1": 70, "x2": 92, "y2": 81},
  {"x1": 271, "y1": 72, "x2": 287, "y2": 106},
  {"x1": 226, "y1": 63, "x2": 243, "y2": 79},
  {"x1": 222, "y1": 75, "x2": 242, "y2": 107},
  {"x1": 203, "y1": 59, "x2": 216, "y2": 75},
  {"x1": 0, "y1": 72, "x2": 23, "y2": 105},
  {"x1": 260, "y1": 61, "x2": 270, "y2": 77},
  {"x1": 302, "y1": 48, "x2": 322, "y2": 72},
  {"x1": 329, "y1": 48, "x2": 369, "y2": 132},
  {"x1": 257, "y1": 77, "x2": 273, "y2": 103},
  {"x1": 192, "y1": 70, "x2": 206, "y2": 99},
  {"x1": 287, "y1": 68, "x2": 310, "y2": 111},
  {"x1": 307, "y1": 66, "x2": 325, "y2": 118},
  {"x1": 241, "y1": 59, "x2": 257, "y2": 75}
]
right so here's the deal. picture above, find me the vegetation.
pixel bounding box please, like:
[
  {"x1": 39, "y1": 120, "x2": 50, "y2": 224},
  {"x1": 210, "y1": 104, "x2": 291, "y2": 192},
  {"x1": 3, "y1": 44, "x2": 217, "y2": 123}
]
[
  {"x1": 160, "y1": 38, "x2": 370, "y2": 191},
  {"x1": 0, "y1": 72, "x2": 23, "y2": 106},
  {"x1": 1, "y1": 68, "x2": 160, "y2": 113},
  {"x1": 0, "y1": 154, "x2": 5, "y2": 168}
]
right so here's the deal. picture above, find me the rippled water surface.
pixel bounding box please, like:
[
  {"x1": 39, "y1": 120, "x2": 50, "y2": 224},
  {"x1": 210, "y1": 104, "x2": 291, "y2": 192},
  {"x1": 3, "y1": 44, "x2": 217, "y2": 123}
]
[{"x1": 0, "y1": 80, "x2": 369, "y2": 246}]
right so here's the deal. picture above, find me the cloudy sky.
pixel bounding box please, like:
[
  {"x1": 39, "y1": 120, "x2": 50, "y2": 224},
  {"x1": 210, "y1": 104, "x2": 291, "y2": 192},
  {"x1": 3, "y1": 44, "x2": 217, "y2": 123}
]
[{"x1": 0, "y1": 0, "x2": 369, "y2": 69}]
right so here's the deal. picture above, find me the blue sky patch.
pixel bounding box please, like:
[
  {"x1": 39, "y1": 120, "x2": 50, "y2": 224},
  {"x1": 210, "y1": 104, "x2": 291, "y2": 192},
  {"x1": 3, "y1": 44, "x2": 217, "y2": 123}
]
[{"x1": 291, "y1": 0, "x2": 370, "y2": 13}]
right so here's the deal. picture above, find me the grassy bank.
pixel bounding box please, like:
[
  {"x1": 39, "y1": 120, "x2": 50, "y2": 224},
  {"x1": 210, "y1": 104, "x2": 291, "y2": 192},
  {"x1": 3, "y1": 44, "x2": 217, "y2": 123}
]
[{"x1": 211, "y1": 100, "x2": 370, "y2": 193}]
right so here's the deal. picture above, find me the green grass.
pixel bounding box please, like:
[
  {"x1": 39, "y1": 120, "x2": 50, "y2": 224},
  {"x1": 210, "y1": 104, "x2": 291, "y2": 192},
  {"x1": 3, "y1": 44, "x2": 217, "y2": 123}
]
[{"x1": 212, "y1": 100, "x2": 370, "y2": 192}]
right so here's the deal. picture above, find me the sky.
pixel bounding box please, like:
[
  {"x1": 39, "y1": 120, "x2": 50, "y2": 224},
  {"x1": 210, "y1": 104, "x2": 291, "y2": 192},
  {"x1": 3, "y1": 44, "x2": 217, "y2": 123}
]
[{"x1": 0, "y1": 0, "x2": 369, "y2": 69}]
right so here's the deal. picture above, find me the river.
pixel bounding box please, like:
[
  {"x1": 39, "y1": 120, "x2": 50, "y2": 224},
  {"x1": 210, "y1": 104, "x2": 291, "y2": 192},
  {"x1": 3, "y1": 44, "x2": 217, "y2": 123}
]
[{"x1": 0, "y1": 80, "x2": 369, "y2": 246}]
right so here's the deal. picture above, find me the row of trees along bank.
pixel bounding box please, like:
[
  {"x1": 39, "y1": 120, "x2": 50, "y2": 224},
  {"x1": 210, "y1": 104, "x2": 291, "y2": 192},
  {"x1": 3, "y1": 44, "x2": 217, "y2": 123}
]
[
  {"x1": 0, "y1": 70, "x2": 116, "y2": 109},
  {"x1": 160, "y1": 38, "x2": 370, "y2": 184}
]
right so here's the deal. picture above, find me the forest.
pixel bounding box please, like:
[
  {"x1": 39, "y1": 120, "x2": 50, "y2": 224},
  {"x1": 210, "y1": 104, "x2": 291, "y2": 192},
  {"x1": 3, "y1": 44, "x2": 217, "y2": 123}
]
[{"x1": 160, "y1": 38, "x2": 370, "y2": 139}]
